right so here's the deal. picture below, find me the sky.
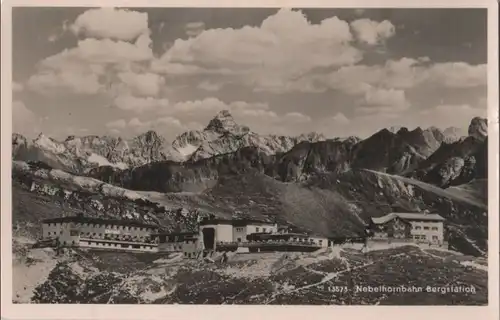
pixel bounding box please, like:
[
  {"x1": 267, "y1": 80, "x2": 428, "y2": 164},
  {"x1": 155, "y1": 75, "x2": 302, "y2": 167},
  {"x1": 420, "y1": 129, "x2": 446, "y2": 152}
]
[{"x1": 12, "y1": 7, "x2": 488, "y2": 140}]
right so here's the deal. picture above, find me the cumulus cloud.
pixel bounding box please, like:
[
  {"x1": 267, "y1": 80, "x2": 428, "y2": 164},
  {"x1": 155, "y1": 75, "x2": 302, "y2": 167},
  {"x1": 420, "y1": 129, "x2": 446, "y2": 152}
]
[
  {"x1": 117, "y1": 72, "x2": 165, "y2": 96},
  {"x1": 27, "y1": 72, "x2": 102, "y2": 95},
  {"x1": 198, "y1": 81, "x2": 224, "y2": 91},
  {"x1": 27, "y1": 34, "x2": 154, "y2": 96},
  {"x1": 359, "y1": 87, "x2": 410, "y2": 113},
  {"x1": 185, "y1": 21, "x2": 205, "y2": 37},
  {"x1": 298, "y1": 58, "x2": 486, "y2": 95},
  {"x1": 112, "y1": 94, "x2": 169, "y2": 113},
  {"x1": 42, "y1": 36, "x2": 153, "y2": 68},
  {"x1": 154, "y1": 9, "x2": 362, "y2": 91},
  {"x1": 424, "y1": 62, "x2": 487, "y2": 88},
  {"x1": 71, "y1": 8, "x2": 149, "y2": 41},
  {"x1": 26, "y1": 8, "x2": 153, "y2": 97},
  {"x1": 283, "y1": 112, "x2": 312, "y2": 123},
  {"x1": 354, "y1": 9, "x2": 366, "y2": 16},
  {"x1": 13, "y1": 100, "x2": 41, "y2": 137},
  {"x1": 351, "y1": 19, "x2": 395, "y2": 45}
]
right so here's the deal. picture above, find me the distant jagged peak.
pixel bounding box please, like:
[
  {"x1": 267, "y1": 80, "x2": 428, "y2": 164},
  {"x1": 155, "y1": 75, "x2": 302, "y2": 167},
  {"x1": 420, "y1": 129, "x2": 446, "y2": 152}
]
[
  {"x1": 410, "y1": 126, "x2": 423, "y2": 134},
  {"x1": 397, "y1": 127, "x2": 411, "y2": 135},
  {"x1": 12, "y1": 132, "x2": 29, "y2": 148},
  {"x1": 297, "y1": 131, "x2": 326, "y2": 141},
  {"x1": 134, "y1": 130, "x2": 165, "y2": 144},
  {"x1": 442, "y1": 126, "x2": 466, "y2": 143},
  {"x1": 204, "y1": 109, "x2": 244, "y2": 135},
  {"x1": 388, "y1": 126, "x2": 402, "y2": 134},
  {"x1": 371, "y1": 127, "x2": 397, "y2": 138},
  {"x1": 33, "y1": 132, "x2": 66, "y2": 154},
  {"x1": 331, "y1": 135, "x2": 362, "y2": 144},
  {"x1": 468, "y1": 117, "x2": 487, "y2": 141}
]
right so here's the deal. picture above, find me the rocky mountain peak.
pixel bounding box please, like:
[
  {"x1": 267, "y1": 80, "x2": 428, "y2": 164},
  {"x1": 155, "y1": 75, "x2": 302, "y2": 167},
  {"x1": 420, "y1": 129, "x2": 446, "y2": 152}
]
[
  {"x1": 140, "y1": 130, "x2": 162, "y2": 143},
  {"x1": 468, "y1": 117, "x2": 487, "y2": 141},
  {"x1": 442, "y1": 126, "x2": 465, "y2": 143},
  {"x1": 205, "y1": 110, "x2": 240, "y2": 134}
]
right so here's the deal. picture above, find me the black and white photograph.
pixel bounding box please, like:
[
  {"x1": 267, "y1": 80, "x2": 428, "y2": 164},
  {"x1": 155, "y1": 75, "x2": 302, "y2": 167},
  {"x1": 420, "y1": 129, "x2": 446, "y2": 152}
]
[{"x1": 2, "y1": 2, "x2": 499, "y2": 313}]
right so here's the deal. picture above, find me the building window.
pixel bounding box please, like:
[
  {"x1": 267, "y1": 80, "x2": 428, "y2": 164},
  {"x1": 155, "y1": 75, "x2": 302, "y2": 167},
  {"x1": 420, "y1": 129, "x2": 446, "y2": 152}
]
[
  {"x1": 423, "y1": 226, "x2": 430, "y2": 230},
  {"x1": 236, "y1": 227, "x2": 244, "y2": 232},
  {"x1": 237, "y1": 238, "x2": 242, "y2": 242},
  {"x1": 319, "y1": 240, "x2": 323, "y2": 244},
  {"x1": 263, "y1": 228, "x2": 266, "y2": 232},
  {"x1": 414, "y1": 226, "x2": 421, "y2": 230},
  {"x1": 256, "y1": 227, "x2": 260, "y2": 232},
  {"x1": 431, "y1": 227, "x2": 438, "y2": 231},
  {"x1": 432, "y1": 236, "x2": 438, "y2": 240}
]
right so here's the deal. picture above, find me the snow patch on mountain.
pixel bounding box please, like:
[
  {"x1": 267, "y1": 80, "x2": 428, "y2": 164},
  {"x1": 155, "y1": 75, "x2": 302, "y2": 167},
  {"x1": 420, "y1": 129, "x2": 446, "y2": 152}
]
[{"x1": 88, "y1": 153, "x2": 128, "y2": 169}]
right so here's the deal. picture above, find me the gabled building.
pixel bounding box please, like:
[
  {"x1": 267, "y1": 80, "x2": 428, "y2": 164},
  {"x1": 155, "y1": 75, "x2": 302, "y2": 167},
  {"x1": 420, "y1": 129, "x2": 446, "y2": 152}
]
[{"x1": 367, "y1": 212, "x2": 446, "y2": 245}]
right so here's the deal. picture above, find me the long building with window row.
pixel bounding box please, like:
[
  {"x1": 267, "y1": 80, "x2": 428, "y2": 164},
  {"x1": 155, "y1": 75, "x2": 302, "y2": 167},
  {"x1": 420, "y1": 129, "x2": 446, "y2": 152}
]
[{"x1": 41, "y1": 216, "x2": 160, "y2": 252}]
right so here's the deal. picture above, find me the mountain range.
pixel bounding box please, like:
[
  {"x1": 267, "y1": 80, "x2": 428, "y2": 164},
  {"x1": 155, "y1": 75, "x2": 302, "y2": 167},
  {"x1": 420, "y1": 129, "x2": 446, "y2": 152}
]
[
  {"x1": 11, "y1": 111, "x2": 489, "y2": 257},
  {"x1": 12, "y1": 110, "x2": 326, "y2": 174}
]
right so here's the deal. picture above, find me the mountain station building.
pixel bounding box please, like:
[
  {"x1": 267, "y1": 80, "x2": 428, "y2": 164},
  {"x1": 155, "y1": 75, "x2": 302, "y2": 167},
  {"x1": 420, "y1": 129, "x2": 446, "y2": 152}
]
[
  {"x1": 41, "y1": 216, "x2": 160, "y2": 252},
  {"x1": 367, "y1": 212, "x2": 446, "y2": 246}
]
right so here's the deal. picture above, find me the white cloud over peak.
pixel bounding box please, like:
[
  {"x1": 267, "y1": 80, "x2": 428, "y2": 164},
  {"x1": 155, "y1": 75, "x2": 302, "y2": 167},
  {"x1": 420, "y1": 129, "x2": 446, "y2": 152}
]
[
  {"x1": 351, "y1": 19, "x2": 395, "y2": 45},
  {"x1": 283, "y1": 112, "x2": 312, "y2": 123},
  {"x1": 424, "y1": 62, "x2": 487, "y2": 88},
  {"x1": 359, "y1": 87, "x2": 410, "y2": 113},
  {"x1": 297, "y1": 57, "x2": 486, "y2": 95},
  {"x1": 117, "y1": 72, "x2": 165, "y2": 97},
  {"x1": 27, "y1": 72, "x2": 102, "y2": 95},
  {"x1": 154, "y1": 9, "x2": 363, "y2": 91},
  {"x1": 27, "y1": 34, "x2": 154, "y2": 96},
  {"x1": 71, "y1": 8, "x2": 149, "y2": 41},
  {"x1": 185, "y1": 21, "x2": 205, "y2": 37},
  {"x1": 112, "y1": 94, "x2": 169, "y2": 113}
]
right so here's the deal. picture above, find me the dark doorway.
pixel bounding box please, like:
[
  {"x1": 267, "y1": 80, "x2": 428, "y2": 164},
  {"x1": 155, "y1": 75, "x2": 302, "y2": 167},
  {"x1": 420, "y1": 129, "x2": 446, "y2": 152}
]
[{"x1": 202, "y1": 228, "x2": 215, "y2": 250}]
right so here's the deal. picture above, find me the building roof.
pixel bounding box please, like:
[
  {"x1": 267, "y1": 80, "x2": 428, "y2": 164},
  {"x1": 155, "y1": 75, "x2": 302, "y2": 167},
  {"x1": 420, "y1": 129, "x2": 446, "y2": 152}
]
[
  {"x1": 371, "y1": 212, "x2": 445, "y2": 224},
  {"x1": 41, "y1": 216, "x2": 159, "y2": 228},
  {"x1": 199, "y1": 218, "x2": 275, "y2": 227},
  {"x1": 247, "y1": 232, "x2": 322, "y2": 240},
  {"x1": 151, "y1": 232, "x2": 198, "y2": 237}
]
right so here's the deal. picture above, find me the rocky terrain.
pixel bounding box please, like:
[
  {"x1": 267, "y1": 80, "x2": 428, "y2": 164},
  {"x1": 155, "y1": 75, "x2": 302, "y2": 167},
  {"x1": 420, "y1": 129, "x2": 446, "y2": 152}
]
[
  {"x1": 408, "y1": 117, "x2": 488, "y2": 188},
  {"x1": 13, "y1": 244, "x2": 487, "y2": 304}
]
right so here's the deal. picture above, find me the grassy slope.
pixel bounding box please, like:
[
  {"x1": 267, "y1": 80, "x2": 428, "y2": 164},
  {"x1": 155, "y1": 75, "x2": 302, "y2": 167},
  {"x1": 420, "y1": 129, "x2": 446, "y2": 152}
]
[
  {"x1": 12, "y1": 181, "x2": 88, "y2": 240},
  {"x1": 13, "y1": 161, "x2": 488, "y2": 256}
]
